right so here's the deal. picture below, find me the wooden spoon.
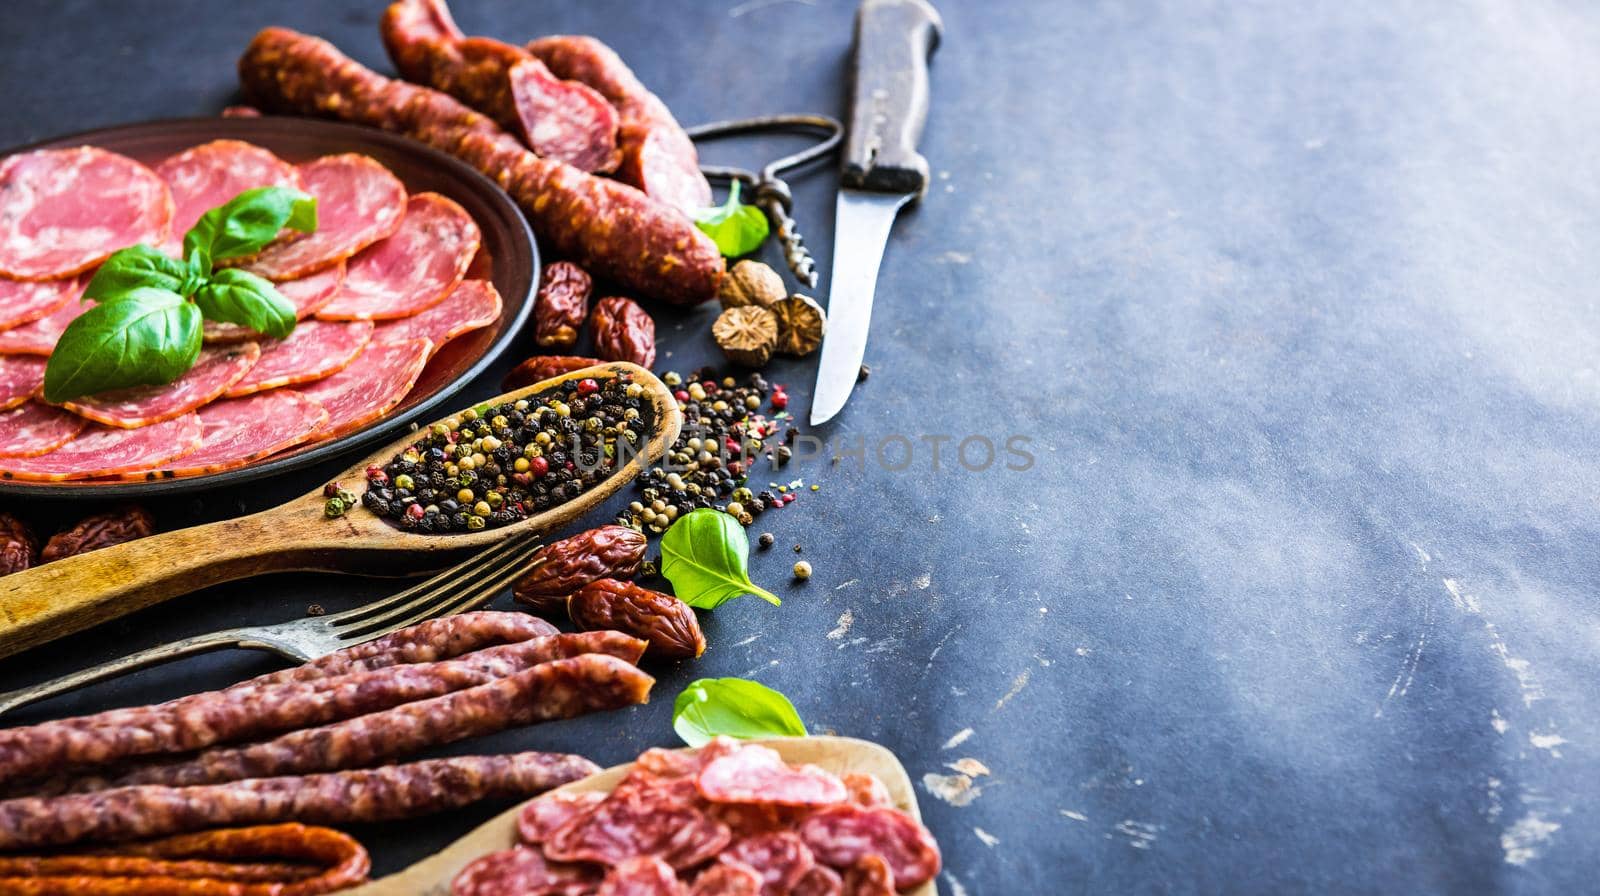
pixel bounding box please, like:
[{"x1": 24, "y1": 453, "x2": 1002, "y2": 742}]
[
  {"x1": 348, "y1": 736, "x2": 939, "y2": 896},
  {"x1": 0, "y1": 363, "x2": 681, "y2": 659}
]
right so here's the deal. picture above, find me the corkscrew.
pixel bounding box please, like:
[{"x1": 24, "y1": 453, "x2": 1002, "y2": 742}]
[{"x1": 687, "y1": 114, "x2": 843, "y2": 289}]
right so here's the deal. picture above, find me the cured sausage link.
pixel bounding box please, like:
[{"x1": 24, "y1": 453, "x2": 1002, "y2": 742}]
[
  {"x1": 83, "y1": 654, "x2": 653, "y2": 790},
  {"x1": 11, "y1": 632, "x2": 646, "y2": 795},
  {"x1": 0, "y1": 752, "x2": 599, "y2": 850},
  {"x1": 238, "y1": 27, "x2": 722, "y2": 305}
]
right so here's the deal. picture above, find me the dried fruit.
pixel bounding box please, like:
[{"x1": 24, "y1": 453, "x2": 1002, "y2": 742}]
[
  {"x1": 534, "y1": 261, "x2": 592, "y2": 349},
  {"x1": 718, "y1": 260, "x2": 786, "y2": 310},
  {"x1": 0, "y1": 514, "x2": 38, "y2": 577},
  {"x1": 772, "y1": 294, "x2": 827, "y2": 357},
  {"x1": 568, "y1": 578, "x2": 706, "y2": 659},
  {"x1": 712, "y1": 305, "x2": 779, "y2": 368},
  {"x1": 590, "y1": 296, "x2": 656, "y2": 368},
  {"x1": 514, "y1": 525, "x2": 648, "y2": 615},
  {"x1": 41, "y1": 505, "x2": 154, "y2": 563},
  {"x1": 501, "y1": 355, "x2": 603, "y2": 391}
]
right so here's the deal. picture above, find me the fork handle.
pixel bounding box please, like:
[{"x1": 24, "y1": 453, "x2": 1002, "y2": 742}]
[{"x1": 0, "y1": 628, "x2": 250, "y2": 717}]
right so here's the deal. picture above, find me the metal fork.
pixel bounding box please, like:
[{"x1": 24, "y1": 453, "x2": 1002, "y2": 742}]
[{"x1": 0, "y1": 533, "x2": 545, "y2": 718}]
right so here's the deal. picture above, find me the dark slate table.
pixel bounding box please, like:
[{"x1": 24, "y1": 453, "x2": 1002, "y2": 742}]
[{"x1": 4, "y1": 1, "x2": 1598, "y2": 892}]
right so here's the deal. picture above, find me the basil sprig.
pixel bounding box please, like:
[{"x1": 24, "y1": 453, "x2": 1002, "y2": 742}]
[
  {"x1": 44, "y1": 186, "x2": 316, "y2": 403},
  {"x1": 660, "y1": 508, "x2": 780, "y2": 609},
  {"x1": 692, "y1": 180, "x2": 769, "y2": 258},
  {"x1": 673, "y1": 678, "x2": 807, "y2": 748}
]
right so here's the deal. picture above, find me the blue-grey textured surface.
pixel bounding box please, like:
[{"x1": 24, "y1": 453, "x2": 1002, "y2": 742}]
[{"x1": 2, "y1": 1, "x2": 1597, "y2": 892}]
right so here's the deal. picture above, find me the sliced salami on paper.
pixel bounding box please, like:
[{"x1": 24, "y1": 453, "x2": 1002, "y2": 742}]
[
  {"x1": 0, "y1": 356, "x2": 45, "y2": 410},
  {"x1": 245, "y1": 154, "x2": 408, "y2": 281},
  {"x1": 0, "y1": 295, "x2": 87, "y2": 355},
  {"x1": 125, "y1": 391, "x2": 329, "y2": 479},
  {"x1": 452, "y1": 846, "x2": 601, "y2": 896},
  {"x1": 373, "y1": 279, "x2": 501, "y2": 355},
  {"x1": 204, "y1": 262, "x2": 345, "y2": 343},
  {"x1": 0, "y1": 277, "x2": 78, "y2": 333},
  {"x1": 226, "y1": 320, "x2": 373, "y2": 397},
  {"x1": 0, "y1": 147, "x2": 173, "y2": 281},
  {"x1": 696, "y1": 745, "x2": 847, "y2": 807},
  {"x1": 316, "y1": 192, "x2": 481, "y2": 320},
  {"x1": 0, "y1": 402, "x2": 85, "y2": 458},
  {"x1": 155, "y1": 139, "x2": 301, "y2": 255},
  {"x1": 0, "y1": 413, "x2": 202, "y2": 481},
  {"x1": 294, "y1": 338, "x2": 430, "y2": 440},
  {"x1": 62, "y1": 344, "x2": 260, "y2": 429}
]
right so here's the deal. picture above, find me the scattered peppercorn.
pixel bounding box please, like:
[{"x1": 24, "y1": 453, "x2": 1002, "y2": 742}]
[
  {"x1": 793, "y1": 560, "x2": 812, "y2": 580},
  {"x1": 858, "y1": 364, "x2": 871, "y2": 381},
  {"x1": 324, "y1": 498, "x2": 347, "y2": 519},
  {"x1": 759, "y1": 532, "x2": 775, "y2": 549},
  {"x1": 307, "y1": 604, "x2": 325, "y2": 616},
  {"x1": 794, "y1": 544, "x2": 803, "y2": 553}
]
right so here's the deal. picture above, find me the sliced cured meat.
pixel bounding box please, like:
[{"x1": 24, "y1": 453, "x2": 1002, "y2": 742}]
[
  {"x1": 544, "y1": 785, "x2": 731, "y2": 871},
  {"x1": 0, "y1": 277, "x2": 77, "y2": 333},
  {"x1": 725, "y1": 833, "x2": 816, "y2": 896},
  {"x1": 244, "y1": 154, "x2": 407, "y2": 281},
  {"x1": 0, "y1": 147, "x2": 173, "y2": 280},
  {"x1": 62, "y1": 344, "x2": 261, "y2": 429},
  {"x1": 688, "y1": 860, "x2": 763, "y2": 896},
  {"x1": 840, "y1": 856, "x2": 893, "y2": 896},
  {"x1": 798, "y1": 806, "x2": 940, "y2": 889},
  {"x1": 0, "y1": 356, "x2": 45, "y2": 410},
  {"x1": 508, "y1": 59, "x2": 621, "y2": 173},
  {"x1": 697, "y1": 745, "x2": 848, "y2": 807},
  {"x1": 294, "y1": 338, "x2": 429, "y2": 439},
  {"x1": 841, "y1": 774, "x2": 892, "y2": 809},
  {"x1": 0, "y1": 403, "x2": 84, "y2": 458},
  {"x1": 205, "y1": 262, "x2": 345, "y2": 343},
  {"x1": 373, "y1": 279, "x2": 501, "y2": 355},
  {"x1": 519, "y1": 791, "x2": 606, "y2": 845},
  {"x1": 598, "y1": 855, "x2": 685, "y2": 896},
  {"x1": 125, "y1": 391, "x2": 328, "y2": 479},
  {"x1": 316, "y1": 192, "x2": 480, "y2": 320},
  {"x1": 451, "y1": 846, "x2": 601, "y2": 896},
  {"x1": 154, "y1": 139, "x2": 300, "y2": 255},
  {"x1": 0, "y1": 414, "x2": 201, "y2": 481},
  {"x1": 225, "y1": 320, "x2": 372, "y2": 397},
  {"x1": 0, "y1": 299, "x2": 85, "y2": 355},
  {"x1": 792, "y1": 865, "x2": 843, "y2": 896},
  {"x1": 616, "y1": 123, "x2": 714, "y2": 218}
]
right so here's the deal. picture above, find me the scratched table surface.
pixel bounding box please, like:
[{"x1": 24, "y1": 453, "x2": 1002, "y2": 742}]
[{"x1": 2, "y1": 0, "x2": 1598, "y2": 892}]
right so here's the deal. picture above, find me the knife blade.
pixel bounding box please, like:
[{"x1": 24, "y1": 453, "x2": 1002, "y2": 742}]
[{"x1": 810, "y1": 0, "x2": 942, "y2": 425}]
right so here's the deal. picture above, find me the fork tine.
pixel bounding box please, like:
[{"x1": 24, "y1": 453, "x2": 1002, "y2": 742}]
[
  {"x1": 323, "y1": 533, "x2": 541, "y2": 625},
  {"x1": 332, "y1": 538, "x2": 547, "y2": 640}
]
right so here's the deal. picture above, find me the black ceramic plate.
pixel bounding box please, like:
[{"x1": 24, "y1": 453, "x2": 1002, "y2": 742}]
[{"x1": 0, "y1": 117, "x2": 537, "y2": 500}]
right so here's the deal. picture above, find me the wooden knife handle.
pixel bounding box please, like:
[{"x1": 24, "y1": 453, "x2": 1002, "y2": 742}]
[{"x1": 842, "y1": 0, "x2": 943, "y2": 195}]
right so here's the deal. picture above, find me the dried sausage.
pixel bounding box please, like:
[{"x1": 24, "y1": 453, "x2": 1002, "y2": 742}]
[
  {"x1": 514, "y1": 525, "x2": 648, "y2": 615},
  {"x1": 238, "y1": 27, "x2": 722, "y2": 305},
  {"x1": 534, "y1": 261, "x2": 593, "y2": 349},
  {"x1": 798, "y1": 806, "x2": 940, "y2": 889}
]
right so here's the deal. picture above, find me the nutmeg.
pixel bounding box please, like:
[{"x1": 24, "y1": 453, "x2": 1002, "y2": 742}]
[
  {"x1": 713, "y1": 305, "x2": 779, "y2": 367},
  {"x1": 771, "y1": 294, "x2": 827, "y2": 357},
  {"x1": 717, "y1": 260, "x2": 786, "y2": 310}
]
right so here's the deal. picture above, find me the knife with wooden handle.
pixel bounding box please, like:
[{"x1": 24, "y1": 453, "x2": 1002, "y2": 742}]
[{"x1": 810, "y1": 0, "x2": 942, "y2": 425}]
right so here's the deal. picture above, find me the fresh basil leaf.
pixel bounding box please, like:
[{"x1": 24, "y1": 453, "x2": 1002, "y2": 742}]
[
  {"x1": 660, "y1": 508, "x2": 779, "y2": 609},
  {"x1": 183, "y1": 186, "x2": 317, "y2": 265},
  {"x1": 83, "y1": 245, "x2": 191, "y2": 302},
  {"x1": 42, "y1": 288, "x2": 202, "y2": 403},
  {"x1": 192, "y1": 269, "x2": 297, "y2": 339},
  {"x1": 692, "y1": 180, "x2": 770, "y2": 258},
  {"x1": 673, "y1": 678, "x2": 807, "y2": 748}
]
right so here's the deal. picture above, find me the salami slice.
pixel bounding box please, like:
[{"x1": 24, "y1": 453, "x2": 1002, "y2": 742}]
[
  {"x1": 154, "y1": 139, "x2": 300, "y2": 255},
  {"x1": 725, "y1": 833, "x2": 816, "y2": 896},
  {"x1": 225, "y1": 320, "x2": 372, "y2": 397},
  {"x1": 519, "y1": 791, "x2": 606, "y2": 846},
  {"x1": 0, "y1": 147, "x2": 173, "y2": 280},
  {"x1": 697, "y1": 745, "x2": 848, "y2": 808},
  {"x1": 452, "y1": 847, "x2": 601, "y2": 896},
  {"x1": 245, "y1": 154, "x2": 407, "y2": 281},
  {"x1": 0, "y1": 414, "x2": 201, "y2": 481},
  {"x1": 62, "y1": 344, "x2": 261, "y2": 429},
  {"x1": 373, "y1": 279, "x2": 501, "y2": 354},
  {"x1": 689, "y1": 860, "x2": 764, "y2": 896},
  {"x1": 841, "y1": 774, "x2": 892, "y2": 809},
  {"x1": 509, "y1": 58, "x2": 622, "y2": 173},
  {"x1": 798, "y1": 806, "x2": 940, "y2": 889},
  {"x1": 0, "y1": 403, "x2": 84, "y2": 458},
  {"x1": 841, "y1": 855, "x2": 893, "y2": 896},
  {"x1": 315, "y1": 192, "x2": 480, "y2": 320},
  {"x1": 0, "y1": 277, "x2": 77, "y2": 333},
  {"x1": 0, "y1": 299, "x2": 85, "y2": 355},
  {"x1": 598, "y1": 855, "x2": 686, "y2": 896},
  {"x1": 792, "y1": 865, "x2": 843, "y2": 896},
  {"x1": 0, "y1": 356, "x2": 44, "y2": 410},
  {"x1": 205, "y1": 262, "x2": 345, "y2": 343},
  {"x1": 123, "y1": 391, "x2": 328, "y2": 479},
  {"x1": 544, "y1": 785, "x2": 731, "y2": 870},
  {"x1": 293, "y1": 338, "x2": 430, "y2": 439}
]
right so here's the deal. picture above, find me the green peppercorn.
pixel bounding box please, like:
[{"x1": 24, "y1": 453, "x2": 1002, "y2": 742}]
[
  {"x1": 335, "y1": 487, "x2": 358, "y2": 507},
  {"x1": 473, "y1": 501, "x2": 492, "y2": 516},
  {"x1": 324, "y1": 498, "x2": 347, "y2": 518},
  {"x1": 466, "y1": 515, "x2": 486, "y2": 531},
  {"x1": 463, "y1": 408, "x2": 479, "y2": 421},
  {"x1": 486, "y1": 492, "x2": 504, "y2": 508},
  {"x1": 457, "y1": 488, "x2": 474, "y2": 503},
  {"x1": 394, "y1": 473, "x2": 415, "y2": 490}
]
